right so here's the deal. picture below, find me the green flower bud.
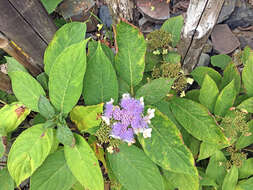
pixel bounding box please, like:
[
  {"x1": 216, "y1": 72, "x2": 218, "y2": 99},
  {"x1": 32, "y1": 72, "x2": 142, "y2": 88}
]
[{"x1": 0, "y1": 102, "x2": 30, "y2": 135}]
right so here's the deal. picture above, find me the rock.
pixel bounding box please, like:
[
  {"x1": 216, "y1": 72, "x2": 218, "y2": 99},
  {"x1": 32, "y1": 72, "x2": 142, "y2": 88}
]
[
  {"x1": 99, "y1": 5, "x2": 113, "y2": 28},
  {"x1": 217, "y1": 0, "x2": 236, "y2": 23},
  {"x1": 233, "y1": 28, "x2": 253, "y2": 49},
  {"x1": 211, "y1": 24, "x2": 240, "y2": 54},
  {"x1": 224, "y1": 0, "x2": 253, "y2": 29},
  {"x1": 137, "y1": 0, "x2": 170, "y2": 23},
  {"x1": 197, "y1": 53, "x2": 210, "y2": 67},
  {"x1": 57, "y1": 0, "x2": 98, "y2": 32}
]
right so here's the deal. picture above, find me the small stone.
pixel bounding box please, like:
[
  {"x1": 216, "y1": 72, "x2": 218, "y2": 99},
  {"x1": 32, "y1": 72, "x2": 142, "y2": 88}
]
[
  {"x1": 217, "y1": 0, "x2": 236, "y2": 23},
  {"x1": 197, "y1": 53, "x2": 210, "y2": 67},
  {"x1": 99, "y1": 5, "x2": 113, "y2": 28}
]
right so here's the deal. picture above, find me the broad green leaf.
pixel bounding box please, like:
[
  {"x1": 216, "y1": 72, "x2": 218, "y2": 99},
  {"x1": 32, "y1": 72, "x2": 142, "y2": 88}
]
[
  {"x1": 239, "y1": 158, "x2": 253, "y2": 179},
  {"x1": 161, "y1": 15, "x2": 184, "y2": 47},
  {"x1": 145, "y1": 51, "x2": 162, "y2": 72},
  {"x1": 162, "y1": 52, "x2": 181, "y2": 64},
  {"x1": 44, "y1": 22, "x2": 86, "y2": 75},
  {"x1": 206, "y1": 150, "x2": 227, "y2": 185},
  {"x1": 49, "y1": 40, "x2": 88, "y2": 115},
  {"x1": 5, "y1": 56, "x2": 27, "y2": 73},
  {"x1": 0, "y1": 136, "x2": 4, "y2": 158},
  {"x1": 236, "y1": 120, "x2": 253, "y2": 149},
  {"x1": 108, "y1": 143, "x2": 164, "y2": 190},
  {"x1": 236, "y1": 177, "x2": 253, "y2": 190},
  {"x1": 71, "y1": 181, "x2": 86, "y2": 190},
  {"x1": 118, "y1": 78, "x2": 130, "y2": 97},
  {"x1": 87, "y1": 41, "x2": 115, "y2": 66},
  {"x1": 214, "y1": 80, "x2": 236, "y2": 117},
  {"x1": 234, "y1": 94, "x2": 249, "y2": 107},
  {"x1": 138, "y1": 109, "x2": 197, "y2": 175},
  {"x1": 220, "y1": 62, "x2": 241, "y2": 94},
  {"x1": 169, "y1": 97, "x2": 228, "y2": 144},
  {"x1": 199, "y1": 74, "x2": 219, "y2": 113},
  {"x1": 30, "y1": 149, "x2": 76, "y2": 190},
  {"x1": 242, "y1": 46, "x2": 252, "y2": 65},
  {"x1": 9, "y1": 71, "x2": 45, "y2": 112},
  {"x1": 115, "y1": 20, "x2": 146, "y2": 89},
  {"x1": 185, "y1": 89, "x2": 200, "y2": 103},
  {"x1": 222, "y1": 165, "x2": 238, "y2": 190},
  {"x1": 199, "y1": 170, "x2": 219, "y2": 189},
  {"x1": 211, "y1": 54, "x2": 232, "y2": 70},
  {"x1": 64, "y1": 134, "x2": 103, "y2": 190},
  {"x1": 83, "y1": 42, "x2": 118, "y2": 105},
  {"x1": 135, "y1": 78, "x2": 174, "y2": 104},
  {"x1": 0, "y1": 168, "x2": 14, "y2": 190},
  {"x1": 0, "y1": 102, "x2": 30, "y2": 135},
  {"x1": 7, "y1": 124, "x2": 54, "y2": 185},
  {"x1": 41, "y1": 0, "x2": 63, "y2": 13},
  {"x1": 36, "y1": 72, "x2": 49, "y2": 91},
  {"x1": 70, "y1": 104, "x2": 103, "y2": 133},
  {"x1": 38, "y1": 95, "x2": 55, "y2": 119},
  {"x1": 162, "y1": 169, "x2": 199, "y2": 190},
  {"x1": 242, "y1": 52, "x2": 253, "y2": 96},
  {"x1": 191, "y1": 66, "x2": 222, "y2": 86},
  {"x1": 56, "y1": 123, "x2": 75, "y2": 147},
  {"x1": 198, "y1": 142, "x2": 226, "y2": 161},
  {"x1": 237, "y1": 97, "x2": 253, "y2": 113}
]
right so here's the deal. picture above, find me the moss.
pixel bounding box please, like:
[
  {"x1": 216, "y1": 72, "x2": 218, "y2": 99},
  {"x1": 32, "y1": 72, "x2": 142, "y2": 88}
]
[{"x1": 146, "y1": 30, "x2": 172, "y2": 51}]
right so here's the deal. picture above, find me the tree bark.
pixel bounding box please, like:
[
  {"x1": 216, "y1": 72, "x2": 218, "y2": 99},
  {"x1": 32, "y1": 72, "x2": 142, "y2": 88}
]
[{"x1": 178, "y1": 0, "x2": 225, "y2": 74}]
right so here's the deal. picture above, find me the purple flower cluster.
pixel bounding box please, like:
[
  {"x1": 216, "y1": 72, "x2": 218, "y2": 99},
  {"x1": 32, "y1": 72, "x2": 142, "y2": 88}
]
[{"x1": 102, "y1": 94, "x2": 155, "y2": 144}]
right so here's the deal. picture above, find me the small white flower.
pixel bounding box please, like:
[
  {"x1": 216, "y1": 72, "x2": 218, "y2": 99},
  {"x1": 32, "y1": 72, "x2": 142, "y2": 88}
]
[
  {"x1": 122, "y1": 93, "x2": 130, "y2": 99},
  {"x1": 180, "y1": 91, "x2": 185, "y2": 97},
  {"x1": 186, "y1": 78, "x2": 194, "y2": 85},
  {"x1": 107, "y1": 146, "x2": 114, "y2": 154},
  {"x1": 134, "y1": 127, "x2": 144, "y2": 134},
  {"x1": 147, "y1": 108, "x2": 155, "y2": 119},
  {"x1": 140, "y1": 97, "x2": 144, "y2": 107},
  {"x1": 107, "y1": 98, "x2": 114, "y2": 104},
  {"x1": 101, "y1": 116, "x2": 110, "y2": 125},
  {"x1": 143, "y1": 128, "x2": 152, "y2": 138}
]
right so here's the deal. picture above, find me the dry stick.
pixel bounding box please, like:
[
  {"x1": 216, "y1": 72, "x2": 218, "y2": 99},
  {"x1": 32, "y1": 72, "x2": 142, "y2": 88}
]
[
  {"x1": 178, "y1": 0, "x2": 225, "y2": 74},
  {"x1": 0, "y1": 33, "x2": 42, "y2": 76}
]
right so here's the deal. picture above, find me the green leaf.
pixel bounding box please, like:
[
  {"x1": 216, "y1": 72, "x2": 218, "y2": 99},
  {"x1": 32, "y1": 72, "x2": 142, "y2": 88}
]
[
  {"x1": 9, "y1": 71, "x2": 45, "y2": 112},
  {"x1": 199, "y1": 74, "x2": 219, "y2": 113},
  {"x1": 5, "y1": 56, "x2": 27, "y2": 73},
  {"x1": 222, "y1": 165, "x2": 238, "y2": 190},
  {"x1": 162, "y1": 52, "x2": 181, "y2": 64},
  {"x1": 36, "y1": 72, "x2": 49, "y2": 91},
  {"x1": 236, "y1": 120, "x2": 253, "y2": 149},
  {"x1": 145, "y1": 51, "x2": 162, "y2": 72},
  {"x1": 211, "y1": 54, "x2": 232, "y2": 70},
  {"x1": 70, "y1": 104, "x2": 103, "y2": 133},
  {"x1": 0, "y1": 137, "x2": 4, "y2": 158},
  {"x1": 135, "y1": 78, "x2": 174, "y2": 104},
  {"x1": 242, "y1": 46, "x2": 252, "y2": 65},
  {"x1": 49, "y1": 40, "x2": 88, "y2": 115},
  {"x1": 242, "y1": 52, "x2": 253, "y2": 96},
  {"x1": 206, "y1": 150, "x2": 227, "y2": 185},
  {"x1": 41, "y1": 0, "x2": 63, "y2": 13},
  {"x1": 83, "y1": 42, "x2": 118, "y2": 105},
  {"x1": 0, "y1": 168, "x2": 14, "y2": 190},
  {"x1": 30, "y1": 149, "x2": 76, "y2": 190},
  {"x1": 0, "y1": 102, "x2": 30, "y2": 135},
  {"x1": 237, "y1": 97, "x2": 253, "y2": 113},
  {"x1": 220, "y1": 62, "x2": 241, "y2": 95},
  {"x1": 169, "y1": 97, "x2": 228, "y2": 144},
  {"x1": 138, "y1": 109, "x2": 197, "y2": 176},
  {"x1": 198, "y1": 142, "x2": 226, "y2": 161},
  {"x1": 38, "y1": 95, "x2": 55, "y2": 119},
  {"x1": 118, "y1": 78, "x2": 130, "y2": 97},
  {"x1": 161, "y1": 15, "x2": 184, "y2": 47},
  {"x1": 115, "y1": 20, "x2": 146, "y2": 90},
  {"x1": 162, "y1": 169, "x2": 199, "y2": 190},
  {"x1": 236, "y1": 177, "x2": 253, "y2": 190},
  {"x1": 44, "y1": 22, "x2": 86, "y2": 75},
  {"x1": 191, "y1": 66, "x2": 222, "y2": 86},
  {"x1": 108, "y1": 143, "x2": 164, "y2": 190},
  {"x1": 64, "y1": 134, "x2": 103, "y2": 190},
  {"x1": 56, "y1": 123, "x2": 75, "y2": 147},
  {"x1": 7, "y1": 124, "x2": 54, "y2": 186},
  {"x1": 185, "y1": 89, "x2": 200, "y2": 103},
  {"x1": 214, "y1": 80, "x2": 236, "y2": 117},
  {"x1": 239, "y1": 158, "x2": 253, "y2": 179},
  {"x1": 234, "y1": 94, "x2": 249, "y2": 107}
]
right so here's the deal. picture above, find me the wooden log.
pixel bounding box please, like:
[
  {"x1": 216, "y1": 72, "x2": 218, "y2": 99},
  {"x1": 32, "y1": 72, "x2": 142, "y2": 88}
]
[
  {"x1": 0, "y1": 0, "x2": 57, "y2": 72},
  {"x1": 0, "y1": 72, "x2": 12, "y2": 94},
  {"x1": 0, "y1": 33, "x2": 42, "y2": 76},
  {"x1": 178, "y1": 0, "x2": 225, "y2": 74}
]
